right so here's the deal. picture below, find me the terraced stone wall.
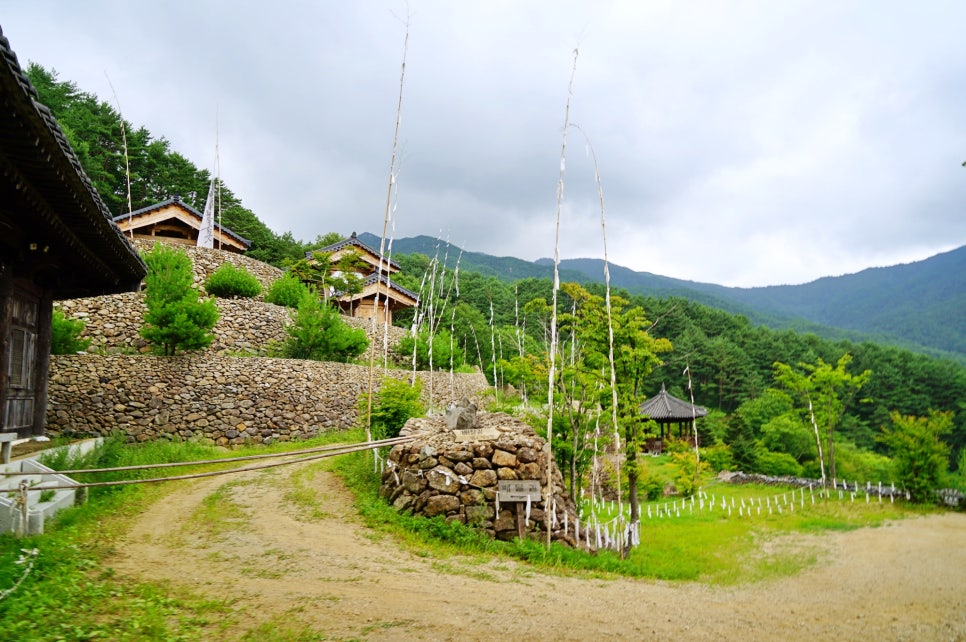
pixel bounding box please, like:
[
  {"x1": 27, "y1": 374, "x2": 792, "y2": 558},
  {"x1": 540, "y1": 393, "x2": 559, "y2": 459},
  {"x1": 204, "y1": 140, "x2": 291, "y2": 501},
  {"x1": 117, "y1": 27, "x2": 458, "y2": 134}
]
[{"x1": 47, "y1": 354, "x2": 489, "y2": 446}]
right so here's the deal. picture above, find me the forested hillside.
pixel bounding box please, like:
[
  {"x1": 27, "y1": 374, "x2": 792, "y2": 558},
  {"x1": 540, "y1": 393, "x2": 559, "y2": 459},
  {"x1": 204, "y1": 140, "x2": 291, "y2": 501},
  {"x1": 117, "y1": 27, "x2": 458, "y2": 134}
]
[
  {"x1": 363, "y1": 233, "x2": 965, "y2": 361},
  {"x1": 25, "y1": 65, "x2": 314, "y2": 266}
]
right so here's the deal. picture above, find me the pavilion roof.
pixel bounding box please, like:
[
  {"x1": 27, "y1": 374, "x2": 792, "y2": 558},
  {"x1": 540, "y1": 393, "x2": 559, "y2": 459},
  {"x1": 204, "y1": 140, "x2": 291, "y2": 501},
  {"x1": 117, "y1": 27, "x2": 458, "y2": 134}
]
[{"x1": 640, "y1": 383, "x2": 708, "y2": 422}]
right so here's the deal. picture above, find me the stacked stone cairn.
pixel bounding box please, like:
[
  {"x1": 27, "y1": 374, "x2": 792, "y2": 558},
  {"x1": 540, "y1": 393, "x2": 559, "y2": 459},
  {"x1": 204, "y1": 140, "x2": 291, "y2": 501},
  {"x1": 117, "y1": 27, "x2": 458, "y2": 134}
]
[{"x1": 380, "y1": 398, "x2": 587, "y2": 549}]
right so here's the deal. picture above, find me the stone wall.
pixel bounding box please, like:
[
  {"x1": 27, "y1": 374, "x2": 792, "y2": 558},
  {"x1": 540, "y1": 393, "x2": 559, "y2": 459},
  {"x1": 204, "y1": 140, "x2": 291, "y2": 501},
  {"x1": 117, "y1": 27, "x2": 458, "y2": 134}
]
[
  {"x1": 132, "y1": 240, "x2": 285, "y2": 297},
  {"x1": 55, "y1": 293, "x2": 407, "y2": 358},
  {"x1": 380, "y1": 413, "x2": 585, "y2": 549},
  {"x1": 47, "y1": 354, "x2": 489, "y2": 445},
  {"x1": 47, "y1": 244, "x2": 479, "y2": 446}
]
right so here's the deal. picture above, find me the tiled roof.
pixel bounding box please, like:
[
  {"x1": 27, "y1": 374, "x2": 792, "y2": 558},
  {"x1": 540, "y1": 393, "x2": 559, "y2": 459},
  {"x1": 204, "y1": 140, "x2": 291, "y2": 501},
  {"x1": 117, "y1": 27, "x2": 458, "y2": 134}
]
[
  {"x1": 307, "y1": 232, "x2": 401, "y2": 271},
  {"x1": 0, "y1": 26, "x2": 146, "y2": 297},
  {"x1": 640, "y1": 383, "x2": 708, "y2": 421},
  {"x1": 362, "y1": 272, "x2": 419, "y2": 301},
  {"x1": 113, "y1": 196, "x2": 252, "y2": 247}
]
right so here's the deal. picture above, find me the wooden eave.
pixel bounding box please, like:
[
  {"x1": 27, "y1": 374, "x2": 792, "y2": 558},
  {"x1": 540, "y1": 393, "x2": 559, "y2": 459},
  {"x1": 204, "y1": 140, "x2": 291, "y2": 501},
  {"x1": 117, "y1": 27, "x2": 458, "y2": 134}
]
[
  {"x1": 0, "y1": 28, "x2": 146, "y2": 298},
  {"x1": 114, "y1": 204, "x2": 249, "y2": 251}
]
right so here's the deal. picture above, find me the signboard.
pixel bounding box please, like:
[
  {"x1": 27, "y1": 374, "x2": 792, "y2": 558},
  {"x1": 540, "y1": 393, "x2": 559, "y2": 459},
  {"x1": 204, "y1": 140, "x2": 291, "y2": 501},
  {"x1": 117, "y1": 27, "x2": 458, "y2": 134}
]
[
  {"x1": 452, "y1": 427, "x2": 501, "y2": 442},
  {"x1": 497, "y1": 480, "x2": 542, "y2": 502}
]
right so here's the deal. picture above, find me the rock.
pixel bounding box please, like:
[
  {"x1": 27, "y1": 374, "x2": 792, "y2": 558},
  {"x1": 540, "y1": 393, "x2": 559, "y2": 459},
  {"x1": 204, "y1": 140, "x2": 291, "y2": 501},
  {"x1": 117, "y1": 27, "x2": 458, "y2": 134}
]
[{"x1": 424, "y1": 494, "x2": 461, "y2": 517}]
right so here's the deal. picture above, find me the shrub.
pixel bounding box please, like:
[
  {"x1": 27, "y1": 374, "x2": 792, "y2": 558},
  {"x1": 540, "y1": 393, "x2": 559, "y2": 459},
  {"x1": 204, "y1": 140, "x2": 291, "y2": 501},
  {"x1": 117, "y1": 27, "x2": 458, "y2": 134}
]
[
  {"x1": 51, "y1": 309, "x2": 90, "y2": 354},
  {"x1": 140, "y1": 243, "x2": 219, "y2": 356},
  {"x1": 359, "y1": 376, "x2": 426, "y2": 440},
  {"x1": 265, "y1": 273, "x2": 312, "y2": 308},
  {"x1": 667, "y1": 439, "x2": 708, "y2": 498},
  {"x1": 755, "y1": 450, "x2": 804, "y2": 477},
  {"x1": 281, "y1": 291, "x2": 368, "y2": 363},
  {"x1": 204, "y1": 263, "x2": 262, "y2": 298},
  {"x1": 700, "y1": 443, "x2": 734, "y2": 472},
  {"x1": 879, "y1": 410, "x2": 952, "y2": 503}
]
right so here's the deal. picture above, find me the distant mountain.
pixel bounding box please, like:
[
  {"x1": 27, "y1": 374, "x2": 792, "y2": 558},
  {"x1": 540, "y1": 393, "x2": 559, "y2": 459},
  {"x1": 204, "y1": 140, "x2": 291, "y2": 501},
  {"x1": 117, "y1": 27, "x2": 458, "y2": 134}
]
[{"x1": 358, "y1": 233, "x2": 965, "y2": 361}]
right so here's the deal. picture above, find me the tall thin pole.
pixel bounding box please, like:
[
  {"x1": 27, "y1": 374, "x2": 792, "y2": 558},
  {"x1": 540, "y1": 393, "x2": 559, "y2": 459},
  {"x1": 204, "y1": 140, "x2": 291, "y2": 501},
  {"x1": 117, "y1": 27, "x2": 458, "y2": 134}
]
[
  {"x1": 367, "y1": 13, "x2": 409, "y2": 443},
  {"x1": 545, "y1": 48, "x2": 579, "y2": 549},
  {"x1": 105, "y1": 73, "x2": 133, "y2": 239}
]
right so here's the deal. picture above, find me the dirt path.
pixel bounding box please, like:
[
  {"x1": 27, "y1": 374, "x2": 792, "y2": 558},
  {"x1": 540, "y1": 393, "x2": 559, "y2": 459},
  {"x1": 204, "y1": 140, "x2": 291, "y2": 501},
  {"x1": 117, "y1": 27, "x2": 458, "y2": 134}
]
[{"x1": 108, "y1": 461, "x2": 966, "y2": 641}]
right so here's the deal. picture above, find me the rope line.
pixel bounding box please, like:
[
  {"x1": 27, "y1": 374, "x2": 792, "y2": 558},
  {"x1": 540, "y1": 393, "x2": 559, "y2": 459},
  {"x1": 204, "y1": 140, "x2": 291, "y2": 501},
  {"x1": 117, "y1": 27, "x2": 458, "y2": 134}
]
[
  {"x1": 6, "y1": 436, "x2": 415, "y2": 491},
  {"x1": 0, "y1": 435, "x2": 416, "y2": 477},
  {"x1": 0, "y1": 548, "x2": 38, "y2": 603}
]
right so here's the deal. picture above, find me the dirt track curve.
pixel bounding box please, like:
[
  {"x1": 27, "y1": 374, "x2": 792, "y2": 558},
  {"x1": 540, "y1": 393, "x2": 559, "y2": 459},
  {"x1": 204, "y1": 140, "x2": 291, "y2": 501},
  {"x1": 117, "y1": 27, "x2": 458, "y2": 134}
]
[{"x1": 108, "y1": 460, "x2": 966, "y2": 641}]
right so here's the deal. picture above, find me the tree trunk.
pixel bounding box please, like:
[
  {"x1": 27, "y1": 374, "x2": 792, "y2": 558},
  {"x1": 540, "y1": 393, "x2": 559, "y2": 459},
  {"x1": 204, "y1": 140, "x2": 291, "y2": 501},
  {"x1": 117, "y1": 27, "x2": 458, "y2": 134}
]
[{"x1": 627, "y1": 447, "x2": 640, "y2": 523}]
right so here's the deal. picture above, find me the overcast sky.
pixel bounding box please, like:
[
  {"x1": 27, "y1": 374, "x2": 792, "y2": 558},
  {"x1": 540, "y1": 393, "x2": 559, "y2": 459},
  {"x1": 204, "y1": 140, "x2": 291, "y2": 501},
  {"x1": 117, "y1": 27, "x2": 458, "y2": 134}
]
[{"x1": 3, "y1": 1, "x2": 965, "y2": 287}]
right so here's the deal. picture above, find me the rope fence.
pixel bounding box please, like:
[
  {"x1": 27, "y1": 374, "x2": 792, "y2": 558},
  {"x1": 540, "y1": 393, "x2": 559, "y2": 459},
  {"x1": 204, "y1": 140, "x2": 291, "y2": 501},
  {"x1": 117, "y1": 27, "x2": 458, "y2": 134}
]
[
  {"x1": 1, "y1": 435, "x2": 415, "y2": 491},
  {"x1": 1, "y1": 434, "x2": 415, "y2": 600}
]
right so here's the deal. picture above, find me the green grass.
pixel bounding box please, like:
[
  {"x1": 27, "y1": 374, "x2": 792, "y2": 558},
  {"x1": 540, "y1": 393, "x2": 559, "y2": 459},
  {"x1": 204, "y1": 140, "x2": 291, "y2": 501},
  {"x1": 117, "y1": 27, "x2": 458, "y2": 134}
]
[
  {"x1": 0, "y1": 430, "x2": 365, "y2": 641},
  {"x1": 333, "y1": 449, "x2": 937, "y2": 585}
]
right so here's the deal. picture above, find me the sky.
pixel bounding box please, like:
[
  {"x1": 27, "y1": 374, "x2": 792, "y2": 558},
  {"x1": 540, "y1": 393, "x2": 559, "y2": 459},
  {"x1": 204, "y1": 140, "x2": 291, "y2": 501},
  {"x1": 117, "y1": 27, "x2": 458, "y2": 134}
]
[{"x1": 2, "y1": 1, "x2": 965, "y2": 287}]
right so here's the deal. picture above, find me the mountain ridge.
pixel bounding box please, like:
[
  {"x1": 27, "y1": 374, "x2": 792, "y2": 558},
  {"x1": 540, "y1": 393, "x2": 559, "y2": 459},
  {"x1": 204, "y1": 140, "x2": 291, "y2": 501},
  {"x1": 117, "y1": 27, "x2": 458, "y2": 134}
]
[{"x1": 358, "y1": 233, "x2": 964, "y2": 361}]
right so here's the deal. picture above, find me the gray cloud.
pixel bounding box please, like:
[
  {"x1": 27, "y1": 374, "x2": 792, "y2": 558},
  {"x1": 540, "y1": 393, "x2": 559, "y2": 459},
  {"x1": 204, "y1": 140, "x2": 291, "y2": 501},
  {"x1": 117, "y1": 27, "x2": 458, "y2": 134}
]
[{"x1": 2, "y1": 0, "x2": 964, "y2": 286}]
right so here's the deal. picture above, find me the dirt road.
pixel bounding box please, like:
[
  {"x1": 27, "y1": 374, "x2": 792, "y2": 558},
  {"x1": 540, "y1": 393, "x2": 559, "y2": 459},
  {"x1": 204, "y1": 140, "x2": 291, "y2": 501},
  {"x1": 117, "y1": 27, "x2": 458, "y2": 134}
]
[{"x1": 108, "y1": 461, "x2": 966, "y2": 641}]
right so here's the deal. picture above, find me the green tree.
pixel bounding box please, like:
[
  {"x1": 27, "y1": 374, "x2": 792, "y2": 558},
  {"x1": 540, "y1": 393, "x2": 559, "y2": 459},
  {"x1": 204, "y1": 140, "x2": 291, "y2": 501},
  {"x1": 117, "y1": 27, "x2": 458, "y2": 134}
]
[
  {"x1": 880, "y1": 411, "x2": 953, "y2": 502},
  {"x1": 281, "y1": 292, "x2": 368, "y2": 363},
  {"x1": 541, "y1": 284, "x2": 672, "y2": 522},
  {"x1": 50, "y1": 310, "x2": 91, "y2": 355},
  {"x1": 140, "y1": 244, "x2": 219, "y2": 356},
  {"x1": 774, "y1": 354, "x2": 870, "y2": 487},
  {"x1": 360, "y1": 377, "x2": 426, "y2": 440},
  {"x1": 396, "y1": 328, "x2": 466, "y2": 371}
]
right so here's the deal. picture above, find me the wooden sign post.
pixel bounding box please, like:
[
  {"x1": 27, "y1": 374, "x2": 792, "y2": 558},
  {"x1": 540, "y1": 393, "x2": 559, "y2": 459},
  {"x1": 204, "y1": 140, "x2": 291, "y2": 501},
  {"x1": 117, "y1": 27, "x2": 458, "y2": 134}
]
[{"x1": 497, "y1": 480, "x2": 541, "y2": 539}]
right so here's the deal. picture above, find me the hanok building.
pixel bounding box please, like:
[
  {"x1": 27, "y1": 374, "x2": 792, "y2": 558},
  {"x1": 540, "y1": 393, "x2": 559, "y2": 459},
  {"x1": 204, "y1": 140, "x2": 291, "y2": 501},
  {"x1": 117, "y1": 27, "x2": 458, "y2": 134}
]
[
  {"x1": 113, "y1": 195, "x2": 251, "y2": 254},
  {"x1": 308, "y1": 232, "x2": 417, "y2": 325},
  {"x1": 639, "y1": 383, "x2": 709, "y2": 454},
  {"x1": 0, "y1": 27, "x2": 146, "y2": 454}
]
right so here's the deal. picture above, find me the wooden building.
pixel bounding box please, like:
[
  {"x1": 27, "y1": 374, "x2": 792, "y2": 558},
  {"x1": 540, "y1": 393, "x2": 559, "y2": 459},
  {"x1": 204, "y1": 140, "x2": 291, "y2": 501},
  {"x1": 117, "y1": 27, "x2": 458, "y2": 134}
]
[
  {"x1": 113, "y1": 196, "x2": 251, "y2": 253},
  {"x1": 310, "y1": 232, "x2": 417, "y2": 324},
  {"x1": 0, "y1": 27, "x2": 146, "y2": 445}
]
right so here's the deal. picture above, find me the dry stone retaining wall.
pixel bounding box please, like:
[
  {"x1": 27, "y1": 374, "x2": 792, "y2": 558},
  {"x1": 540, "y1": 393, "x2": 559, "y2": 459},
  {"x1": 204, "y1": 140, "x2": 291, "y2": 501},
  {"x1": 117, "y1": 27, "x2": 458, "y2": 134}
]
[
  {"x1": 47, "y1": 354, "x2": 488, "y2": 446},
  {"x1": 56, "y1": 292, "x2": 408, "y2": 358}
]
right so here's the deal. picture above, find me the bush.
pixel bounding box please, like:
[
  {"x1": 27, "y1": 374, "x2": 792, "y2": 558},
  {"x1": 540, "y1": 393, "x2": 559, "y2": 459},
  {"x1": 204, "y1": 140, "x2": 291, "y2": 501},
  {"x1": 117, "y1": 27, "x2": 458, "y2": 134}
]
[
  {"x1": 281, "y1": 291, "x2": 368, "y2": 363},
  {"x1": 265, "y1": 273, "x2": 312, "y2": 308},
  {"x1": 700, "y1": 443, "x2": 734, "y2": 472},
  {"x1": 833, "y1": 441, "x2": 894, "y2": 484},
  {"x1": 140, "y1": 244, "x2": 219, "y2": 356},
  {"x1": 879, "y1": 410, "x2": 952, "y2": 503},
  {"x1": 204, "y1": 263, "x2": 262, "y2": 298},
  {"x1": 755, "y1": 450, "x2": 804, "y2": 477},
  {"x1": 51, "y1": 309, "x2": 90, "y2": 354},
  {"x1": 359, "y1": 376, "x2": 426, "y2": 440}
]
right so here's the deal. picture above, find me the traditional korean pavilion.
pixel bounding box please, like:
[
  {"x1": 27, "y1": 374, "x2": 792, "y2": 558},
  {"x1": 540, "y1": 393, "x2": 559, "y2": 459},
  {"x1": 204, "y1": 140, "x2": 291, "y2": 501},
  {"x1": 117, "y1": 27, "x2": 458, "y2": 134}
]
[
  {"x1": 113, "y1": 195, "x2": 251, "y2": 254},
  {"x1": 640, "y1": 383, "x2": 709, "y2": 452},
  {"x1": 307, "y1": 232, "x2": 417, "y2": 324}
]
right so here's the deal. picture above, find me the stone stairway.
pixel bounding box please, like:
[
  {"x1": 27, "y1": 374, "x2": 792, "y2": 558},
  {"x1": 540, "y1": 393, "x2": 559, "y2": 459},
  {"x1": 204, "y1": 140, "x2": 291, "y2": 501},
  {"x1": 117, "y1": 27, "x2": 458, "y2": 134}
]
[{"x1": 0, "y1": 439, "x2": 95, "y2": 536}]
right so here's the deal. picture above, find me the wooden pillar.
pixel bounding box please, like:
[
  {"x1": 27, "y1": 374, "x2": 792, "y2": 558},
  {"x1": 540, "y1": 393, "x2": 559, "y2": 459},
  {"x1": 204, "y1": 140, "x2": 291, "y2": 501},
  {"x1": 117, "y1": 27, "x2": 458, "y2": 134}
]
[
  {"x1": 31, "y1": 292, "x2": 52, "y2": 437},
  {"x1": 0, "y1": 265, "x2": 12, "y2": 434}
]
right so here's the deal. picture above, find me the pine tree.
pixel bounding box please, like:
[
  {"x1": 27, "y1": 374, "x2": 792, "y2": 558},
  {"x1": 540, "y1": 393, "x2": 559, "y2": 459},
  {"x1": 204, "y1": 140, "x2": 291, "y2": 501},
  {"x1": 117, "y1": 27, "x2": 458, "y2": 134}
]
[{"x1": 140, "y1": 244, "x2": 219, "y2": 356}]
